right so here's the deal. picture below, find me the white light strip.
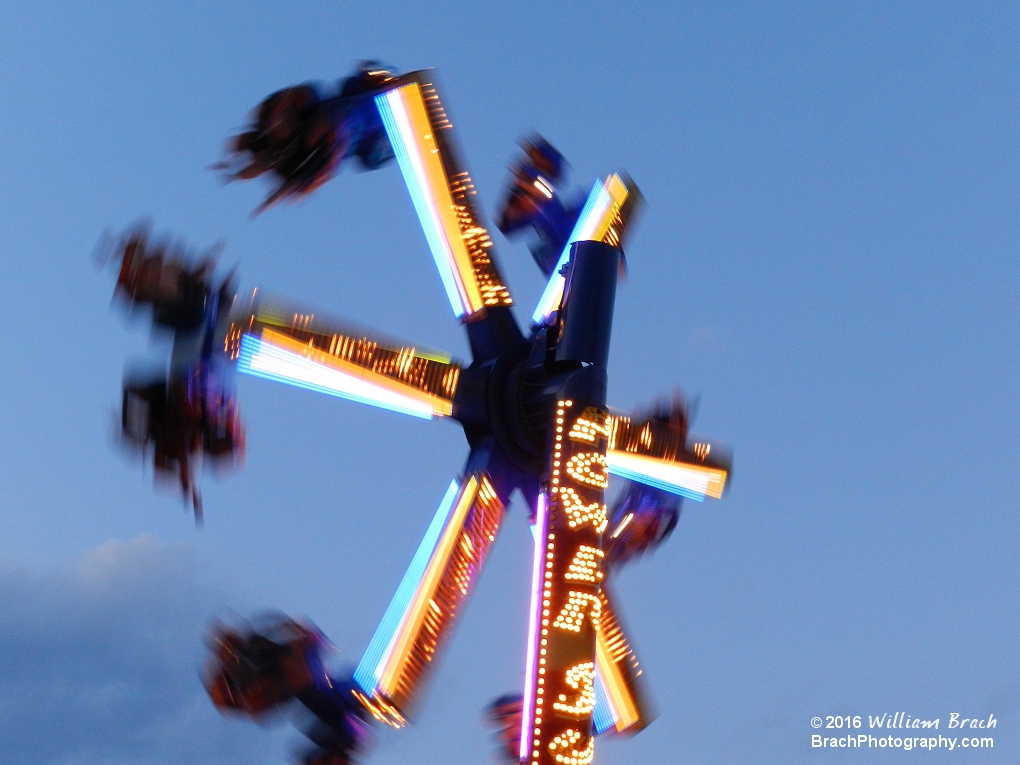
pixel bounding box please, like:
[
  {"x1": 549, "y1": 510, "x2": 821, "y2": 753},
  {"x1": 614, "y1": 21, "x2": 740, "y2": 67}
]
[
  {"x1": 610, "y1": 512, "x2": 634, "y2": 539},
  {"x1": 354, "y1": 480, "x2": 462, "y2": 694},
  {"x1": 531, "y1": 175, "x2": 628, "y2": 326},
  {"x1": 376, "y1": 86, "x2": 475, "y2": 318},
  {"x1": 606, "y1": 451, "x2": 724, "y2": 502},
  {"x1": 238, "y1": 335, "x2": 437, "y2": 419}
]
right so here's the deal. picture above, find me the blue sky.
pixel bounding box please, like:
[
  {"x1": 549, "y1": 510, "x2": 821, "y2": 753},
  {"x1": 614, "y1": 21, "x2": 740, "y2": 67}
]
[{"x1": 0, "y1": 2, "x2": 1017, "y2": 763}]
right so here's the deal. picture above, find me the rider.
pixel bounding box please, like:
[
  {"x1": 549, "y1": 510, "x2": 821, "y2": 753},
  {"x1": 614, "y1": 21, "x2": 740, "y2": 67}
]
[
  {"x1": 215, "y1": 62, "x2": 397, "y2": 215},
  {"x1": 495, "y1": 135, "x2": 585, "y2": 276},
  {"x1": 205, "y1": 616, "x2": 373, "y2": 764},
  {"x1": 112, "y1": 224, "x2": 244, "y2": 523},
  {"x1": 604, "y1": 396, "x2": 688, "y2": 565}
]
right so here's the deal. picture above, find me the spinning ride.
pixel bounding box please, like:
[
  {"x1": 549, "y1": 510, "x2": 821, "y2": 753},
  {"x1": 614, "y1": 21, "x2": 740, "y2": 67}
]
[{"x1": 108, "y1": 64, "x2": 732, "y2": 764}]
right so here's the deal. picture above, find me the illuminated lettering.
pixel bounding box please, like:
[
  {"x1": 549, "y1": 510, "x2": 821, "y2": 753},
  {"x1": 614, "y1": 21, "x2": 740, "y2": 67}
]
[
  {"x1": 565, "y1": 452, "x2": 608, "y2": 488},
  {"x1": 559, "y1": 488, "x2": 607, "y2": 532},
  {"x1": 552, "y1": 662, "x2": 595, "y2": 717},
  {"x1": 568, "y1": 408, "x2": 609, "y2": 442},
  {"x1": 526, "y1": 399, "x2": 608, "y2": 764},
  {"x1": 564, "y1": 546, "x2": 603, "y2": 584},
  {"x1": 552, "y1": 591, "x2": 601, "y2": 633},
  {"x1": 549, "y1": 729, "x2": 595, "y2": 765}
]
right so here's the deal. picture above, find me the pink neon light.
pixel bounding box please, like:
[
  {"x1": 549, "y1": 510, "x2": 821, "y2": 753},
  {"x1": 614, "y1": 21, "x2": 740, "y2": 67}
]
[{"x1": 520, "y1": 491, "x2": 549, "y2": 760}]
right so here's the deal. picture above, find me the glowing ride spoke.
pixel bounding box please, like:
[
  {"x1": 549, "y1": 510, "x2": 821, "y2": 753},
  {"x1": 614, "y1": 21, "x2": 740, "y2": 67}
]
[
  {"x1": 593, "y1": 629, "x2": 640, "y2": 734},
  {"x1": 355, "y1": 476, "x2": 482, "y2": 703},
  {"x1": 591, "y1": 586, "x2": 650, "y2": 736},
  {"x1": 532, "y1": 175, "x2": 630, "y2": 326},
  {"x1": 605, "y1": 450, "x2": 727, "y2": 501},
  {"x1": 376, "y1": 84, "x2": 484, "y2": 318},
  {"x1": 237, "y1": 332, "x2": 451, "y2": 420}
]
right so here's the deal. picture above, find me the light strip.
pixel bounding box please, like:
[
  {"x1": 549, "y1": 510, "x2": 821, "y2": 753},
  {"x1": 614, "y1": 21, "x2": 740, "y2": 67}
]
[
  {"x1": 610, "y1": 512, "x2": 634, "y2": 539},
  {"x1": 375, "y1": 476, "x2": 480, "y2": 695},
  {"x1": 520, "y1": 490, "x2": 549, "y2": 760},
  {"x1": 237, "y1": 333, "x2": 450, "y2": 420},
  {"x1": 606, "y1": 451, "x2": 727, "y2": 501},
  {"x1": 594, "y1": 627, "x2": 640, "y2": 733},
  {"x1": 354, "y1": 480, "x2": 464, "y2": 694},
  {"x1": 250, "y1": 306, "x2": 453, "y2": 364},
  {"x1": 259, "y1": 328, "x2": 455, "y2": 416},
  {"x1": 531, "y1": 174, "x2": 630, "y2": 326},
  {"x1": 592, "y1": 670, "x2": 616, "y2": 735},
  {"x1": 376, "y1": 85, "x2": 483, "y2": 318}
]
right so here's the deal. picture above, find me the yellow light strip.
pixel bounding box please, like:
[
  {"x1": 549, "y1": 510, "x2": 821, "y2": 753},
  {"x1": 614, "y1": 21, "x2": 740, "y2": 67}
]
[
  {"x1": 595, "y1": 628, "x2": 640, "y2": 732},
  {"x1": 351, "y1": 689, "x2": 407, "y2": 729},
  {"x1": 259, "y1": 328, "x2": 454, "y2": 417},
  {"x1": 592, "y1": 175, "x2": 630, "y2": 241},
  {"x1": 606, "y1": 450, "x2": 727, "y2": 500},
  {"x1": 251, "y1": 310, "x2": 453, "y2": 366},
  {"x1": 386, "y1": 84, "x2": 485, "y2": 315},
  {"x1": 377, "y1": 476, "x2": 481, "y2": 695},
  {"x1": 531, "y1": 175, "x2": 631, "y2": 325}
]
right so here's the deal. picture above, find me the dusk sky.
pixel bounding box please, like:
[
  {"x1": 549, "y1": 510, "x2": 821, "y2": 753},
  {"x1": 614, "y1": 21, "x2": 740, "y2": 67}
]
[{"x1": 0, "y1": 2, "x2": 1017, "y2": 763}]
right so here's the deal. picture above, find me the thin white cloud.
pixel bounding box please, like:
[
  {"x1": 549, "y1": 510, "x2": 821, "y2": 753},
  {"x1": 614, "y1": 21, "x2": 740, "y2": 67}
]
[{"x1": 0, "y1": 535, "x2": 287, "y2": 765}]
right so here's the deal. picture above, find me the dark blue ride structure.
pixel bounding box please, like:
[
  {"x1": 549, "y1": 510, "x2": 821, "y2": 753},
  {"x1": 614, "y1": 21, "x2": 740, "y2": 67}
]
[{"x1": 105, "y1": 63, "x2": 731, "y2": 765}]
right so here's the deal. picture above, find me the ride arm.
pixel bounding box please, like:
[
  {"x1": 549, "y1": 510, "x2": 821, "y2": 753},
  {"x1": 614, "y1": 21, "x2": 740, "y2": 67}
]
[
  {"x1": 228, "y1": 293, "x2": 462, "y2": 420},
  {"x1": 374, "y1": 72, "x2": 522, "y2": 357},
  {"x1": 593, "y1": 583, "x2": 655, "y2": 736},
  {"x1": 352, "y1": 451, "x2": 510, "y2": 723},
  {"x1": 606, "y1": 413, "x2": 730, "y2": 502},
  {"x1": 531, "y1": 174, "x2": 642, "y2": 328}
]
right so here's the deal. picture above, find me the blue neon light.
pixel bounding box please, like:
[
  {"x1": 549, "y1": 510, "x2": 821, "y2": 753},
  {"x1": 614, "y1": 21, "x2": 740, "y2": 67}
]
[
  {"x1": 354, "y1": 480, "x2": 462, "y2": 694},
  {"x1": 531, "y1": 180, "x2": 613, "y2": 326},
  {"x1": 237, "y1": 334, "x2": 435, "y2": 420},
  {"x1": 606, "y1": 463, "x2": 708, "y2": 502},
  {"x1": 375, "y1": 89, "x2": 466, "y2": 318},
  {"x1": 592, "y1": 670, "x2": 616, "y2": 735}
]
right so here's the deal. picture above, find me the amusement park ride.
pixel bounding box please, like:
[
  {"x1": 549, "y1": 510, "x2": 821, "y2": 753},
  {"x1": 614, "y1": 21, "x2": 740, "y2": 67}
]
[{"x1": 106, "y1": 63, "x2": 731, "y2": 765}]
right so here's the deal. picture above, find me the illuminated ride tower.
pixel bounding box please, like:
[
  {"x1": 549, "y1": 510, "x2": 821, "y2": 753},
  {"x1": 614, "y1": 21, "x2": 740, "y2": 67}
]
[{"x1": 208, "y1": 70, "x2": 731, "y2": 764}]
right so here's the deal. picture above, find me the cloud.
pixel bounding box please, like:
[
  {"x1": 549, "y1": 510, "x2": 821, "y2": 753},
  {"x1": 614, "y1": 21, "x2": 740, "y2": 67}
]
[{"x1": 0, "y1": 536, "x2": 287, "y2": 765}]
